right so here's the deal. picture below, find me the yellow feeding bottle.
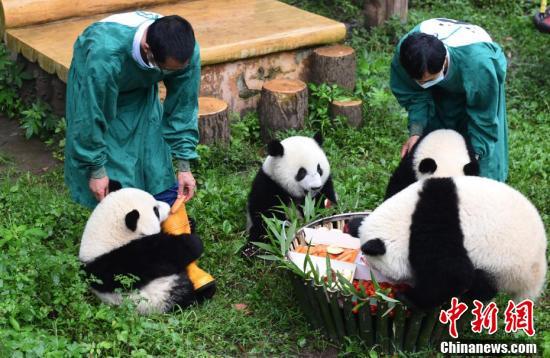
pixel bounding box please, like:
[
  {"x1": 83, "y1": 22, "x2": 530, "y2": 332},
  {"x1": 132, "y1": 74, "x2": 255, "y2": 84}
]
[{"x1": 162, "y1": 196, "x2": 216, "y2": 299}]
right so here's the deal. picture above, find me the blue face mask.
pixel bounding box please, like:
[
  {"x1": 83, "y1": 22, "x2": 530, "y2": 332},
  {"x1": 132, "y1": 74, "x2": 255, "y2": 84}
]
[{"x1": 416, "y1": 71, "x2": 445, "y2": 89}]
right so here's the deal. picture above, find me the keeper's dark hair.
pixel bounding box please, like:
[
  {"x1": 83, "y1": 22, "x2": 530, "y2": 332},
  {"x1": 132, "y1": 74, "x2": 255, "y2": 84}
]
[
  {"x1": 399, "y1": 33, "x2": 446, "y2": 80},
  {"x1": 147, "y1": 15, "x2": 195, "y2": 64}
]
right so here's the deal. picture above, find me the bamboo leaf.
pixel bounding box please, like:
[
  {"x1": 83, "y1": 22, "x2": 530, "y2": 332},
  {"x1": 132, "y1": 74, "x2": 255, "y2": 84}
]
[
  {"x1": 375, "y1": 291, "x2": 400, "y2": 303},
  {"x1": 257, "y1": 254, "x2": 282, "y2": 261}
]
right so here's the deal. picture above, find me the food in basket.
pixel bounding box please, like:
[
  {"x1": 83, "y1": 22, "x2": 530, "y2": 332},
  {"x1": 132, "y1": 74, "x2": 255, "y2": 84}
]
[
  {"x1": 293, "y1": 244, "x2": 358, "y2": 263},
  {"x1": 351, "y1": 280, "x2": 411, "y2": 316}
]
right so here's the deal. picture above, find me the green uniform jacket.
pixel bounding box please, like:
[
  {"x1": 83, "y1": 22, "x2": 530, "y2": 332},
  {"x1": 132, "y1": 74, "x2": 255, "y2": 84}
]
[
  {"x1": 64, "y1": 11, "x2": 200, "y2": 208},
  {"x1": 390, "y1": 18, "x2": 508, "y2": 181}
]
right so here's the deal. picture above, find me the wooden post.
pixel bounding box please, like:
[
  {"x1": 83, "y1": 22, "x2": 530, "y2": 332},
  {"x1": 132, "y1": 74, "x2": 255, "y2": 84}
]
[
  {"x1": 330, "y1": 99, "x2": 363, "y2": 127},
  {"x1": 50, "y1": 77, "x2": 66, "y2": 117},
  {"x1": 364, "y1": 0, "x2": 408, "y2": 28},
  {"x1": 258, "y1": 79, "x2": 307, "y2": 142},
  {"x1": 311, "y1": 45, "x2": 356, "y2": 91},
  {"x1": 198, "y1": 97, "x2": 230, "y2": 145}
]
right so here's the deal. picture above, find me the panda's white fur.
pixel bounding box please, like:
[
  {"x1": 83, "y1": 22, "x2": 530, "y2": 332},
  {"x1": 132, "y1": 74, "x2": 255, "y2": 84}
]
[
  {"x1": 359, "y1": 176, "x2": 547, "y2": 305},
  {"x1": 412, "y1": 129, "x2": 472, "y2": 180},
  {"x1": 79, "y1": 188, "x2": 170, "y2": 263},
  {"x1": 358, "y1": 184, "x2": 419, "y2": 282},
  {"x1": 93, "y1": 274, "x2": 180, "y2": 315},
  {"x1": 262, "y1": 136, "x2": 331, "y2": 198}
]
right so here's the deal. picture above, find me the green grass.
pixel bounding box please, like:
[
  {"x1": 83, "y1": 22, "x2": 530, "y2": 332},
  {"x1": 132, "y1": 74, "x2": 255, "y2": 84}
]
[{"x1": 1, "y1": 1, "x2": 548, "y2": 356}]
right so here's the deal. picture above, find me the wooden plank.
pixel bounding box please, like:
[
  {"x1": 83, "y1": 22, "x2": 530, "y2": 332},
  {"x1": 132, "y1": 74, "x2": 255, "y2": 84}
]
[
  {"x1": 5, "y1": 0, "x2": 345, "y2": 82},
  {"x1": 0, "y1": 0, "x2": 178, "y2": 31}
]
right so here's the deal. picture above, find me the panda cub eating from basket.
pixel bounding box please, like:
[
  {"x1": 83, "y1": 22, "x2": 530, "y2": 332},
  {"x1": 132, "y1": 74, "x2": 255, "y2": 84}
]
[
  {"x1": 349, "y1": 176, "x2": 547, "y2": 310},
  {"x1": 243, "y1": 134, "x2": 337, "y2": 258}
]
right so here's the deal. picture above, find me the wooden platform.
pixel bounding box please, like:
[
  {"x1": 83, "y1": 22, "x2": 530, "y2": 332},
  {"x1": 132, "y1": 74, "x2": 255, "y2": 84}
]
[{"x1": 4, "y1": 0, "x2": 345, "y2": 82}]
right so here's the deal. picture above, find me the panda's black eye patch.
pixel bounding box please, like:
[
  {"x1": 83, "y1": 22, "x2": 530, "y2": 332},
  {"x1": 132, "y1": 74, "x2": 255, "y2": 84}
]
[
  {"x1": 295, "y1": 167, "x2": 307, "y2": 181},
  {"x1": 154, "y1": 206, "x2": 159, "y2": 219},
  {"x1": 317, "y1": 164, "x2": 323, "y2": 176},
  {"x1": 125, "y1": 210, "x2": 140, "y2": 232}
]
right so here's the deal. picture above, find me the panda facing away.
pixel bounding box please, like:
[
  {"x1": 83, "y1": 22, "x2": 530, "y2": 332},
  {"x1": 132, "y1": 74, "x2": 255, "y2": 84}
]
[
  {"x1": 385, "y1": 129, "x2": 479, "y2": 199},
  {"x1": 79, "y1": 187, "x2": 206, "y2": 314},
  {"x1": 243, "y1": 134, "x2": 337, "y2": 257},
  {"x1": 353, "y1": 176, "x2": 547, "y2": 310}
]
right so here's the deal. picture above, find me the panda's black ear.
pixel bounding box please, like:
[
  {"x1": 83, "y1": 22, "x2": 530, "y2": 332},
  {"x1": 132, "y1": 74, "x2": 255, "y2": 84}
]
[
  {"x1": 109, "y1": 179, "x2": 122, "y2": 193},
  {"x1": 418, "y1": 158, "x2": 437, "y2": 174},
  {"x1": 267, "y1": 140, "x2": 284, "y2": 157},
  {"x1": 313, "y1": 132, "x2": 324, "y2": 146},
  {"x1": 125, "y1": 210, "x2": 140, "y2": 232},
  {"x1": 361, "y1": 238, "x2": 386, "y2": 256},
  {"x1": 463, "y1": 161, "x2": 479, "y2": 176}
]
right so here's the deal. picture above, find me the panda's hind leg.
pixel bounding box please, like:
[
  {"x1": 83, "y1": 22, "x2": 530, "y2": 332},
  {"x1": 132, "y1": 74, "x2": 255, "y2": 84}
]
[
  {"x1": 169, "y1": 273, "x2": 198, "y2": 311},
  {"x1": 463, "y1": 269, "x2": 498, "y2": 302}
]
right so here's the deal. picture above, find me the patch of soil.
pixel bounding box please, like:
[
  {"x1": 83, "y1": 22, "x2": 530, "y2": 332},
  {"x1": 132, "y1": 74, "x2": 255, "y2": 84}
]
[{"x1": 0, "y1": 115, "x2": 60, "y2": 174}]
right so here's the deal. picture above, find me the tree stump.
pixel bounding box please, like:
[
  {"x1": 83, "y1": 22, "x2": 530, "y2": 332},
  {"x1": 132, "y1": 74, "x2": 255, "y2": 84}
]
[
  {"x1": 50, "y1": 77, "x2": 66, "y2": 117},
  {"x1": 198, "y1": 97, "x2": 230, "y2": 145},
  {"x1": 311, "y1": 45, "x2": 356, "y2": 91},
  {"x1": 364, "y1": 0, "x2": 408, "y2": 28},
  {"x1": 258, "y1": 79, "x2": 307, "y2": 142},
  {"x1": 330, "y1": 99, "x2": 363, "y2": 127}
]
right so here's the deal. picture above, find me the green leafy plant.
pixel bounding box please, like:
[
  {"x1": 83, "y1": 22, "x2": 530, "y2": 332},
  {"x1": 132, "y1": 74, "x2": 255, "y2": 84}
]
[{"x1": 0, "y1": 44, "x2": 66, "y2": 153}]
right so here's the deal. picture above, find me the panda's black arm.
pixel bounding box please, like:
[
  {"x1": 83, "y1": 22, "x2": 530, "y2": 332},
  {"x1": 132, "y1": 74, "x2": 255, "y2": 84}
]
[
  {"x1": 247, "y1": 170, "x2": 292, "y2": 242},
  {"x1": 320, "y1": 175, "x2": 337, "y2": 204},
  {"x1": 384, "y1": 155, "x2": 416, "y2": 200},
  {"x1": 85, "y1": 233, "x2": 203, "y2": 291}
]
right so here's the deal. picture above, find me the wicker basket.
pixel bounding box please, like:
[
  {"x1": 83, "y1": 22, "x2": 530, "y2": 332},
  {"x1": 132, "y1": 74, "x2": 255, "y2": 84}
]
[{"x1": 288, "y1": 212, "x2": 455, "y2": 353}]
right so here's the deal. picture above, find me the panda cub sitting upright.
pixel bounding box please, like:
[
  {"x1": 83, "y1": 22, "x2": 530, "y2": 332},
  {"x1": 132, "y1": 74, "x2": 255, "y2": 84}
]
[
  {"x1": 79, "y1": 187, "x2": 207, "y2": 314},
  {"x1": 243, "y1": 134, "x2": 337, "y2": 257},
  {"x1": 352, "y1": 176, "x2": 547, "y2": 310},
  {"x1": 385, "y1": 129, "x2": 479, "y2": 199}
]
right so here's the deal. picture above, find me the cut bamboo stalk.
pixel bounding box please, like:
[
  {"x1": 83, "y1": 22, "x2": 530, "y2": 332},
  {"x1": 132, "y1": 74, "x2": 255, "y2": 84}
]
[
  {"x1": 313, "y1": 284, "x2": 340, "y2": 343},
  {"x1": 416, "y1": 309, "x2": 439, "y2": 350},
  {"x1": 342, "y1": 294, "x2": 359, "y2": 336},
  {"x1": 328, "y1": 290, "x2": 347, "y2": 341},
  {"x1": 403, "y1": 310, "x2": 425, "y2": 352}
]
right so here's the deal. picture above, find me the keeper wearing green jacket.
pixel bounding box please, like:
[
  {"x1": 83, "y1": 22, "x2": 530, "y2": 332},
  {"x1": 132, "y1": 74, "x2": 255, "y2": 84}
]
[
  {"x1": 390, "y1": 18, "x2": 508, "y2": 181},
  {"x1": 65, "y1": 11, "x2": 200, "y2": 208}
]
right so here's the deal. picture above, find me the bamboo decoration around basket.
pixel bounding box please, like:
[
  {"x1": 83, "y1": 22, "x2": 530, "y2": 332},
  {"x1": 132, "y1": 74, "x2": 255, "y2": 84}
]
[
  {"x1": 290, "y1": 212, "x2": 449, "y2": 352},
  {"x1": 162, "y1": 197, "x2": 215, "y2": 294}
]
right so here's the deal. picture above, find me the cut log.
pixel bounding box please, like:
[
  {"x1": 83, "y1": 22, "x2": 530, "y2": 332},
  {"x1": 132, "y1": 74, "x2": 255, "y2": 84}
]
[
  {"x1": 258, "y1": 79, "x2": 307, "y2": 142},
  {"x1": 50, "y1": 77, "x2": 67, "y2": 117},
  {"x1": 330, "y1": 99, "x2": 363, "y2": 127},
  {"x1": 198, "y1": 97, "x2": 230, "y2": 145},
  {"x1": 0, "y1": 0, "x2": 175, "y2": 31},
  {"x1": 311, "y1": 45, "x2": 356, "y2": 91},
  {"x1": 364, "y1": 0, "x2": 408, "y2": 28}
]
